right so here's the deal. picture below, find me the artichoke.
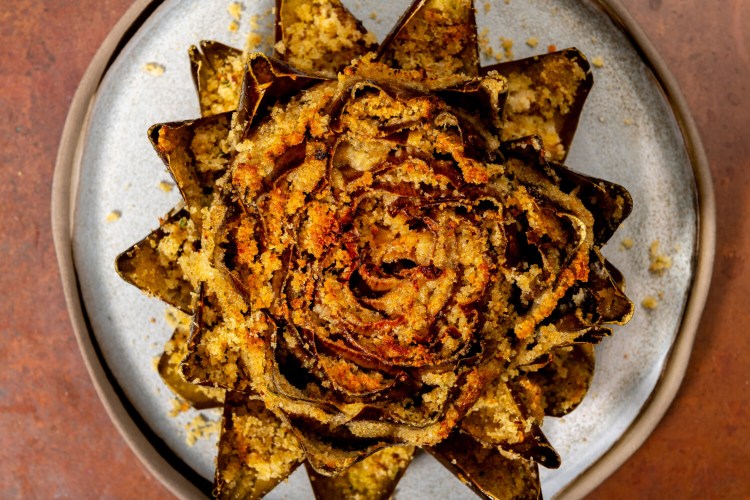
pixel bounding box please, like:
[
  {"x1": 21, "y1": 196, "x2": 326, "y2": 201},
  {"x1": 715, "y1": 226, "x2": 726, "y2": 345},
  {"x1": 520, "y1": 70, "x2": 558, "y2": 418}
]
[{"x1": 116, "y1": 0, "x2": 633, "y2": 498}]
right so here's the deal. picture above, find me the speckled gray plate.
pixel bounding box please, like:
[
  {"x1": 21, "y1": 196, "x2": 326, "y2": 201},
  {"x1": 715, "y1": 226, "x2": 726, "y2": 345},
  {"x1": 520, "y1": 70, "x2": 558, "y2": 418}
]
[{"x1": 52, "y1": 0, "x2": 715, "y2": 498}]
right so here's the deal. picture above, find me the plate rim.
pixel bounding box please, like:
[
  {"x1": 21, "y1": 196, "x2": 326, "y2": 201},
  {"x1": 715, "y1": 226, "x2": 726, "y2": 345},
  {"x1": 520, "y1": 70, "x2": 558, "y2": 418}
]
[{"x1": 51, "y1": 0, "x2": 716, "y2": 498}]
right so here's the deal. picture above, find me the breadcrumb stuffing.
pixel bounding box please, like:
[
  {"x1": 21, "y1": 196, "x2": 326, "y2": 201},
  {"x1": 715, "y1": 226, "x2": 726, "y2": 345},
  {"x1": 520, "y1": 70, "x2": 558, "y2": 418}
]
[
  {"x1": 164, "y1": 306, "x2": 184, "y2": 328},
  {"x1": 143, "y1": 62, "x2": 165, "y2": 76},
  {"x1": 106, "y1": 210, "x2": 121, "y2": 222}
]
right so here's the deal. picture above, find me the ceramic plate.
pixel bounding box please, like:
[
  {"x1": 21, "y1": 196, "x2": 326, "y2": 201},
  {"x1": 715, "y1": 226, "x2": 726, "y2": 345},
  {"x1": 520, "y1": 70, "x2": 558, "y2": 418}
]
[{"x1": 54, "y1": 0, "x2": 714, "y2": 498}]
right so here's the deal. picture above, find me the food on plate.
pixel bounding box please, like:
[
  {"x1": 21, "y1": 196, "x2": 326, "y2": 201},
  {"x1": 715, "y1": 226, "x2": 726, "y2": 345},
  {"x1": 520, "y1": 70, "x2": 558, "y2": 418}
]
[{"x1": 116, "y1": 0, "x2": 633, "y2": 498}]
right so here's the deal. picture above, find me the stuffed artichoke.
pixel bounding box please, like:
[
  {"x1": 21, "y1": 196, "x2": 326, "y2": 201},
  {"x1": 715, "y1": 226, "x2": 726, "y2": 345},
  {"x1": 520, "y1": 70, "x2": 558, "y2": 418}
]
[{"x1": 116, "y1": 0, "x2": 633, "y2": 498}]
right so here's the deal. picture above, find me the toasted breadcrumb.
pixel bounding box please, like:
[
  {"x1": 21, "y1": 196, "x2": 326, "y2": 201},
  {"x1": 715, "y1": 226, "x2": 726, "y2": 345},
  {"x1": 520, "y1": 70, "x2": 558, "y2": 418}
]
[
  {"x1": 228, "y1": 2, "x2": 243, "y2": 20},
  {"x1": 185, "y1": 414, "x2": 221, "y2": 446},
  {"x1": 246, "y1": 32, "x2": 263, "y2": 51},
  {"x1": 621, "y1": 237, "x2": 634, "y2": 249},
  {"x1": 106, "y1": 210, "x2": 121, "y2": 222},
  {"x1": 592, "y1": 56, "x2": 605, "y2": 68},
  {"x1": 641, "y1": 296, "x2": 658, "y2": 310},
  {"x1": 158, "y1": 180, "x2": 174, "y2": 192},
  {"x1": 143, "y1": 62, "x2": 165, "y2": 76},
  {"x1": 484, "y1": 2, "x2": 491, "y2": 13},
  {"x1": 164, "y1": 306, "x2": 185, "y2": 329},
  {"x1": 500, "y1": 37, "x2": 514, "y2": 60},
  {"x1": 526, "y1": 37, "x2": 539, "y2": 48},
  {"x1": 229, "y1": 20, "x2": 240, "y2": 32},
  {"x1": 169, "y1": 397, "x2": 192, "y2": 417},
  {"x1": 649, "y1": 240, "x2": 672, "y2": 275}
]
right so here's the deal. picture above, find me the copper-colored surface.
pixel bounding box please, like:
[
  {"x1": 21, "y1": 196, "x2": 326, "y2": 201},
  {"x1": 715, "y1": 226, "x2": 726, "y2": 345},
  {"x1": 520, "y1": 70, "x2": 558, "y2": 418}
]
[{"x1": 0, "y1": 0, "x2": 746, "y2": 497}]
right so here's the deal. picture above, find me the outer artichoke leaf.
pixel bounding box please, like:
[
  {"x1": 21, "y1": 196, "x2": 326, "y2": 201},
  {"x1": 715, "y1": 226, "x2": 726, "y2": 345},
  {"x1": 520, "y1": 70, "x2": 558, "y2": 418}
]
[
  {"x1": 215, "y1": 392, "x2": 305, "y2": 499},
  {"x1": 501, "y1": 136, "x2": 633, "y2": 245},
  {"x1": 437, "y1": 74, "x2": 508, "y2": 150},
  {"x1": 378, "y1": 0, "x2": 480, "y2": 78},
  {"x1": 115, "y1": 206, "x2": 195, "y2": 314},
  {"x1": 483, "y1": 48, "x2": 593, "y2": 162},
  {"x1": 189, "y1": 40, "x2": 244, "y2": 117},
  {"x1": 180, "y1": 287, "x2": 259, "y2": 394},
  {"x1": 543, "y1": 249, "x2": 633, "y2": 339},
  {"x1": 158, "y1": 322, "x2": 225, "y2": 409},
  {"x1": 148, "y1": 112, "x2": 233, "y2": 221},
  {"x1": 284, "y1": 414, "x2": 391, "y2": 476},
  {"x1": 500, "y1": 424, "x2": 561, "y2": 470},
  {"x1": 235, "y1": 53, "x2": 325, "y2": 139},
  {"x1": 588, "y1": 249, "x2": 634, "y2": 324},
  {"x1": 527, "y1": 343, "x2": 595, "y2": 418},
  {"x1": 460, "y1": 379, "x2": 561, "y2": 469},
  {"x1": 275, "y1": 0, "x2": 377, "y2": 78},
  {"x1": 305, "y1": 445, "x2": 415, "y2": 500},
  {"x1": 546, "y1": 162, "x2": 633, "y2": 245},
  {"x1": 428, "y1": 431, "x2": 542, "y2": 500}
]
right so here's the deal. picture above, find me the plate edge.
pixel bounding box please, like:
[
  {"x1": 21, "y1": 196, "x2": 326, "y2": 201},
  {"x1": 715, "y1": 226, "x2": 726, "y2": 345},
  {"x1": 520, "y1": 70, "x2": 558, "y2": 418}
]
[
  {"x1": 51, "y1": 0, "x2": 208, "y2": 498},
  {"x1": 554, "y1": 0, "x2": 716, "y2": 498}
]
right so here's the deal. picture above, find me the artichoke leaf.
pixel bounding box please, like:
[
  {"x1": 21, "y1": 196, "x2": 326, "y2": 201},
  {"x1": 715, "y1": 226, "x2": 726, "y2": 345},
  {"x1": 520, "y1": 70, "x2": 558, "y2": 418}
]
[
  {"x1": 378, "y1": 0, "x2": 480, "y2": 78},
  {"x1": 484, "y1": 48, "x2": 594, "y2": 163},
  {"x1": 275, "y1": 0, "x2": 377, "y2": 78},
  {"x1": 215, "y1": 392, "x2": 305, "y2": 499},
  {"x1": 428, "y1": 431, "x2": 542, "y2": 500},
  {"x1": 115, "y1": 206, "x2": 195, "y2": 314},
  {"x1": 189, "y1": 40, "x2": 244, "y2": 117},
  {"x1": 305, "y1": 445, "x2": 415, "y2": 500}
]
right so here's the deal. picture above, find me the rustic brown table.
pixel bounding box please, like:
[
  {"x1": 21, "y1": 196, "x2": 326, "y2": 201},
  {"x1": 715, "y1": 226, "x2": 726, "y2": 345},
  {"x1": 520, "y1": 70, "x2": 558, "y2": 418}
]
[{"x1": 1, "y1": 0, "x2": 747, "y2": 497}]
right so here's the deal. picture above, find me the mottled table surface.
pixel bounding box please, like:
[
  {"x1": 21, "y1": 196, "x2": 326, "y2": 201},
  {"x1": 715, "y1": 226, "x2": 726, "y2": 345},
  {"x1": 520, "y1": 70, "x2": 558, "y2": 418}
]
[{"x1": 0, "y1": 0, "x2": 747, "y2": 498}]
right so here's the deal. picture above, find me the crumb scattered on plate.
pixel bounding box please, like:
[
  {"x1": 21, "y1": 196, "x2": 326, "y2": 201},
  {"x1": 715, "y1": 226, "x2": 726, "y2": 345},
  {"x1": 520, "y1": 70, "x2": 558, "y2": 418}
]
[
  {"x1": 228, "y1": 2, "x2": 243, "y2": 20},
  {"x1": 621, "y1": 237, "x2": 634, "y2": 249},
  {"x1": 526, "y1": 37, "x2": 539, "y2": 48},
  {"x1": 185, "y1": 414, "x2": 221, "y2": 446},
  {"x1": 158, "y1": 180, "x2": 174, "y2": 192},
  {"x1": 105, "y1": 210, "x2": 121, "y2": 222},
  {"x1": 500, "y1": 37, "x2": 514, "y2": 60},
  {"x1": 169, "y1": 397, "x2": 192, "y2": 418},
  {"x1": 143, "y1": 62, "x2": 165, "y2": 76},
  {"x1": 649, "y1": 240, "x2": 673, "y2": 275},
  {"x1": 641, "y1": 296, "x2": 659, "y2": 310},
  {"x1": 229, "y1": 20, "x2": 240, "y2": 32},
  {"x1": 592, "y1": 56, "x2": 605, "y2": 68}
]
